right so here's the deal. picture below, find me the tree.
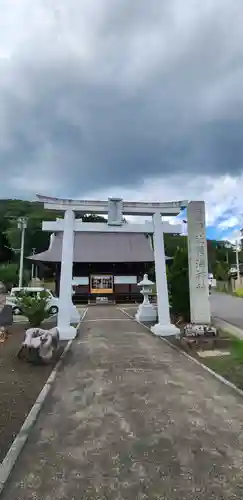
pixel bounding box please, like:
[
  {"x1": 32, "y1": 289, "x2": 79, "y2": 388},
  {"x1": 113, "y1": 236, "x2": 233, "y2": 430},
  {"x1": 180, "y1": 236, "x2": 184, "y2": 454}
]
[
  {"x1": 5, "y1": 214, "x2": 56, "y2": 260},
  {"x1": 0, "y1": 263, "x2": 30, "y2": 291},
  {"x1": 0, "y1": 263, "x2": 19, "y2": 291},
  {"x1": 82, "y1": 214, "x2": 106, "y2": 223},
  {"x1": 167, "y1": 248, "x2": 190, "y2": 322},
  {"x1": 213, "y1": 261, "x2": 229, "y2": 281},
  {"x1": 164, "y1": 233, "x2": 187, "y2": 255}
]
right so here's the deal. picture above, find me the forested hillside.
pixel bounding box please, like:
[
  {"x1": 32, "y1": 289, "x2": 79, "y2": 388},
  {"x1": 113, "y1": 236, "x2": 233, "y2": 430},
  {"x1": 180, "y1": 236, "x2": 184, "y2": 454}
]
[
  {"x1": 0, "y1": 199, "x2": 61, "y2": 264},
  {"x1": 0, "y1": 199, "x2": 240, "y2": 281},
  {"x1": 0, "y1": 199, "x2": 106, "y2": 265}
]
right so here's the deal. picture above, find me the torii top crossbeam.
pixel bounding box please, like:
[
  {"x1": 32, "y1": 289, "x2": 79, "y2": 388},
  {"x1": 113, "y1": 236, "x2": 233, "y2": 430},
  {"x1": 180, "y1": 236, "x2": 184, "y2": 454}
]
[{"x1": 36, "y1": 194, "x2": 188, "y2": 217}]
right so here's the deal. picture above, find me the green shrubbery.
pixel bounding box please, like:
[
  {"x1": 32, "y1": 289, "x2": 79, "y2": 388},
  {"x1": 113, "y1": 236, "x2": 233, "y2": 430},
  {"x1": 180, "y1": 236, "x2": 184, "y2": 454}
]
[
  {"x1": 167, "y1": 247, "x2": 190, "y2": 322},
  {"x1": 235, "y1": 288, "x2": 243, "y2": 298},
  {"x1": 15, "y1": 290, "x2": 51, "y2": 327}
]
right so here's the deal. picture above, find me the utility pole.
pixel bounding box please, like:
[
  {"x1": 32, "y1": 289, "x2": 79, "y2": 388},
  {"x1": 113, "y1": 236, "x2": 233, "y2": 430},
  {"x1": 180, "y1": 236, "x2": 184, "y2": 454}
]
[
  {"x1": 235, "y1": 239, "x2": 240, "y2": 281},
  {"x1": 31, "y1": 248, "x2": 36, "y2": 281},
  {"x1": 17, "y1": 218, "x2": 27, "y2": 288},
  {"x1": 224, "y1": 241, "x2": 231, "y2": 266},
  {"x1": 182, "y1": 219, "x2": 187, "y2": 236},
  {"x1": 226, "y1": 250, "x2": 229, "y2": 264},
  {"x1": 240, "y1": 228, "x2": 243, "y2": 250}
]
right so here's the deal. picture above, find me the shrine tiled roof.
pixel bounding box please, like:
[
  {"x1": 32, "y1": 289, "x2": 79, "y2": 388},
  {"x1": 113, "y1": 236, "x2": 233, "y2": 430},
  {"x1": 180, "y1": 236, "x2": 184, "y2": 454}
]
[{"x1": 28, "y1": 232, "x2": 171, "y2": 263}]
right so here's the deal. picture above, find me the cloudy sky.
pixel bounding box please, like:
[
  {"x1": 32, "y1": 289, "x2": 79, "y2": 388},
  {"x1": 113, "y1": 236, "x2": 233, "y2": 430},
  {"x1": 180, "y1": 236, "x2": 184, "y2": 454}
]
[{"x1": 1, "y1": 0, "x2": 243, "y2": 239}]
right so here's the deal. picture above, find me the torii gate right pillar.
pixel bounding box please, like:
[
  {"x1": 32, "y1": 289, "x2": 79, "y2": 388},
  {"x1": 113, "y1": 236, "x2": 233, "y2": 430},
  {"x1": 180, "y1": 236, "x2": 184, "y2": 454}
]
[{"x1": 151, "y1": 212, "x2": 180, "y2": 337}]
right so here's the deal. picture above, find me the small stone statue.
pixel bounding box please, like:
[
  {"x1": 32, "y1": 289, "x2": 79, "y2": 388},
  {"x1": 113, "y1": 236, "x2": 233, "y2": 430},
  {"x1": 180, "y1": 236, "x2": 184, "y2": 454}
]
[{"x1": 18, "y1": 327, "x2": 59, "y2": 365}]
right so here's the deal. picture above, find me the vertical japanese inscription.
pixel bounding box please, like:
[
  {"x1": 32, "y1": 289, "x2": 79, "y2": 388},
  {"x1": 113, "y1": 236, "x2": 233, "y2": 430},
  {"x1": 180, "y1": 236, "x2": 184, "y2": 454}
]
[
  {"x1": 187, "y1": 201, "x2": 210, "y2": 324},
  {"x1": 192, "y1": 208, "x2": 207, "y2": 288}
]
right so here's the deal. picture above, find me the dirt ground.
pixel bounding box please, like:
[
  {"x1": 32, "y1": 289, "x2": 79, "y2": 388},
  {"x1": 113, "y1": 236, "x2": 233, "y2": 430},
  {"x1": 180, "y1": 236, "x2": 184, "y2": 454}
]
[{"x1": 0, "y1": 321, "x2": 65, "y2": 463}]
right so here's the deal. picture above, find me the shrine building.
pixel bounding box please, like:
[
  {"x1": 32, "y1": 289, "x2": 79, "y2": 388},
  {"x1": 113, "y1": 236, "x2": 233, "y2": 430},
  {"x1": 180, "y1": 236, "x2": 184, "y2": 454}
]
[{"x1": 29, "y1": 231, "x2": 172, "y2": 304}]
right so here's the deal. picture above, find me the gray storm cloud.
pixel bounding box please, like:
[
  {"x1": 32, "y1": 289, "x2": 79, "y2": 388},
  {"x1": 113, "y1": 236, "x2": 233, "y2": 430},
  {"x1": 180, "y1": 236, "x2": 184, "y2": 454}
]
[{"x1": 1, "y1": 0, "x2": 243, "y2": 197}]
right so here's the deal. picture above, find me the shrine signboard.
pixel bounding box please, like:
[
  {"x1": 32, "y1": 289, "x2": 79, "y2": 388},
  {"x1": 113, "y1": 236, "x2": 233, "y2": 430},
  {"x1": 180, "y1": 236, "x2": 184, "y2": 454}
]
[
  {"x1": 187, "y1": 201, "x2": 211, "y2": 324},
  {"x1": 90, "y1": 275, "x2": 113, "y2": 294}
]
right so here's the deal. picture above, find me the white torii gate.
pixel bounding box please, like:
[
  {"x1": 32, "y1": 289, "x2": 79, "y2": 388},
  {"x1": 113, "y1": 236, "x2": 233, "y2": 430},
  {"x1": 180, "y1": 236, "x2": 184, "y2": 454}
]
[{"x1": 37, "y1": 195, "x2": 211, "y2": 340}]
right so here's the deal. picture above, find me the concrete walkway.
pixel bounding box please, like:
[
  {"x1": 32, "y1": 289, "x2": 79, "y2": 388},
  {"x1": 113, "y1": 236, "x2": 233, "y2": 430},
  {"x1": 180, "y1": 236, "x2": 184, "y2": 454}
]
[{"x1": 2, "y1": 306, "x2": 243, "y2": 499}]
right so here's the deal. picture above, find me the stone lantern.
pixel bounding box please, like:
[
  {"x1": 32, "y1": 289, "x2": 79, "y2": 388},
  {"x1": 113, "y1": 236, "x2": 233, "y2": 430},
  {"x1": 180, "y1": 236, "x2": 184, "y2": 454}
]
[{"x1": 135, "y1": 274, "x2": 157, "y2": 323}]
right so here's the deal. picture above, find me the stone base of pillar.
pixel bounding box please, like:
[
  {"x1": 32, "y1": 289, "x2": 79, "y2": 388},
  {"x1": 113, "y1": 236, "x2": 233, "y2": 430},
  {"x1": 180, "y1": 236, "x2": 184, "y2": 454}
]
[
  {"x1": 151, "y1": 322, "x2": 180, "y2": 337},
  {"x1": 58, "y1": 325, "x2": 77, "y2": 341},
  {"x1": 70, "y1": 305, "x2": 80, "y2": 324},
  {"x1": 135, "y1": 304, "x2": 157, "y2": 323}
]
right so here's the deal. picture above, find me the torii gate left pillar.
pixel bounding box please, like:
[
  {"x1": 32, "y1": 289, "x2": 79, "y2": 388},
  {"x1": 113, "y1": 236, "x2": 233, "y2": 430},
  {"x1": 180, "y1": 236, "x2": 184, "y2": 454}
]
[{"x1": 57, "y1": 208, "x2": 77, "y2": 340}]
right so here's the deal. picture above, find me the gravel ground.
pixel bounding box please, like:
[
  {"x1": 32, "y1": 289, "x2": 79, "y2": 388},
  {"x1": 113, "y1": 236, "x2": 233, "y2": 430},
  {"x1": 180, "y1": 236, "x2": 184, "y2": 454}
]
[
  {"x1": 3, "y1": 306, "x2": 243, "y2": 499},
  {"x1": 0, "y1": 321, "x2": 65, "y2": 463}
]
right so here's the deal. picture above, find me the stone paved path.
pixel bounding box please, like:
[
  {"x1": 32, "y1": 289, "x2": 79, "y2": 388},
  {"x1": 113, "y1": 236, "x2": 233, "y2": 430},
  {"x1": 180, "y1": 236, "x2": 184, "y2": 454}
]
[{"x1": 2, "y1": 306, "x2": 243, "y2": 499}]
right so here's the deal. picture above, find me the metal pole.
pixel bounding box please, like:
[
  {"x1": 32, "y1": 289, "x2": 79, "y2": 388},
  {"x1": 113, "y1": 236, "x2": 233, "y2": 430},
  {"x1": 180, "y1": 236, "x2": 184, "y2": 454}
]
[
  {"x1": 236, "y1": 239, "x2": 240, "y2": 281},
  {"x1": 18, "y1": 218, "x2": 27, "y2": 288},
  {"x1": 31, "y1": 248, "x2": 36, "y2": 280}
]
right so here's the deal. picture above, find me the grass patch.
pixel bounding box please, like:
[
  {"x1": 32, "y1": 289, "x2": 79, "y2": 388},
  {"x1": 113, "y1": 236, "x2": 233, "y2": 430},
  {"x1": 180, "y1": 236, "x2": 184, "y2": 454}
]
[
  {"x1": 217, "y1": 328, "x2": 239, "y2": 340},
  {"x1": 168, "y1": 323, "x2": 243, "y2": 391},
  {"x1": 170, "y1": 326, "x2": 243, "y2": 391},
  {"x1": 203, "y1": 338, "x2": 243, "y2": 390}
]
